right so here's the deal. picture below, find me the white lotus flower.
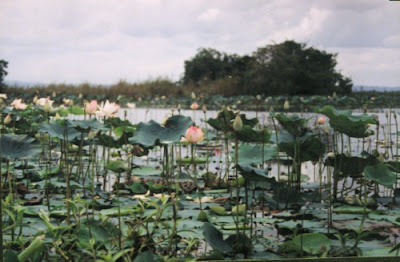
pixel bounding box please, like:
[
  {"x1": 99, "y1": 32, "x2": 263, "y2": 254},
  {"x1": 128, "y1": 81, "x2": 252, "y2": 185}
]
[
  {"x1": 96, "y1": 100, "x2": 120, "y2": 117},
  {"x1": 11, "y1": 98, "x2": 28, "y2": 110}
]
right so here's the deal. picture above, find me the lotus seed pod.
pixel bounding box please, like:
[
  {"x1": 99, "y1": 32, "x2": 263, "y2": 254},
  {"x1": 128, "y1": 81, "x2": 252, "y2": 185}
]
[{"x1": 191, "y1": 92, "x2": 196, "y2": 100}]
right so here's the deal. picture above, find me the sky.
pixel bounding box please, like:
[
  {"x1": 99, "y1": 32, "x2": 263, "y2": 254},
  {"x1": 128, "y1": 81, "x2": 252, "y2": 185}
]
[{"x1": 0, "y1": 0, "x2": 399, "y2": 87}]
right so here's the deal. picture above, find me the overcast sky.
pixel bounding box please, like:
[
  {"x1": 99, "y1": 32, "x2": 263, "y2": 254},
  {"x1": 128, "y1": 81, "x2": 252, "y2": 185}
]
[{"x1": 1, "y1": 0, "x2": 399, "y2": 87}]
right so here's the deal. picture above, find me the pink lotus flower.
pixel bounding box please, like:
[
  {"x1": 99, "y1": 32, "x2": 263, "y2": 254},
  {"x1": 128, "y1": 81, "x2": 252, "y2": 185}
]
[
  {"x1": 11, "y1": 98, "x2": 27, "y2": 110},
  {"x1": 85, "y1": 100, "x2": 98, "y2": 115},
  {"x1": 185, "y1": 125, "x2": 204, "y2": 144},
  {"x1": 317, "y1": 115, "x2": 326, "y2": 125},
  {"x1": 191, "y1": 102, "x2": 199, "y2": 110},
  {"x1": 96, "y1": 100, "x2": 120, "y2": 117}
]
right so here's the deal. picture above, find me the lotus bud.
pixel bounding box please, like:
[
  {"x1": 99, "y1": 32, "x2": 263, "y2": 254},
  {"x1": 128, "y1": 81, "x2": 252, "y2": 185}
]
[
  {"x1": 237, "y1": 100, "x2": 242, "y2": 104},
  {"x1": 378, "y1": 153, "x2": 384, "y2": 163},
  {"x1": 191, "y1": 92, "x2": 196, "y2": 100},
  {"x1": 202, "y1": 104, "x2": 207, "y2": 113},
  {"x1": 191, "y1": 102, "x2": 199, "y2": 110},
  {"x1": 55, "y1": 112, "x2": 60, "y2": 120},
  {"x1": 161, "y1": 95, "x2": 166, "y2": 100},
  {"x1": 332, "y1": 92, "x2": 337, "y2": 99},
  {"x1": 317, "y1": 115, "x2": 326, "y2": 125},
  {"x1": 256, "y1": 95, "x2": 262, "y2": 101},
  {"x1": 78, "y1": 93, "x2": 83, "y2": 99},
  {"x1": 33, "y1": 95, "x2": 38, "y2": 104},
  {"x1": 88, "y1": 130, "x2": 96, "y2": 139},
  {"x1": 233, "y1": 113, "x2": 243, "y2": 132},
  {"x1": 327, "y1": 152, "x2": 335, "y2": 158},
  {"x1": 370, "y1": 97, "x2": 375, "y2": 101},
  {"x1": 138, "y1": 96, "x2": 142, "y2": 102},
  {"x1": 4, "y1": 114, "x2": 11, "y2": 125},
  {"x1": 284, "y1": 100, "x2": 290, "y2": 110},
  {"x1": 85, "y1": 100, "x2": 98, "y2": 115},
  {"x1": 185, "y1": 125, "x2": 204, "y2": 144},
  {"x1": 52, "y1": 91, "x2": 56, "y2": 97}
]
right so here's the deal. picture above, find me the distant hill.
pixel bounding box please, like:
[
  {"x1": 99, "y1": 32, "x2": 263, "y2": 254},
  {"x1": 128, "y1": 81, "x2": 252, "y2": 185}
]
[{"x1": 353, "y1": 85, "x2": 400, "y2": 92}]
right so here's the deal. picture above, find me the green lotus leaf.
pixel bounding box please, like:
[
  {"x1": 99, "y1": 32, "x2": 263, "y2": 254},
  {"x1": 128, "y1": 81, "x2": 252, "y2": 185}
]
[
  {"x1": 131, "y1": 166, "x2": 162, "y2": 177},
  {"x1": 0, "y1": 134, "x2": 41, "y2": 160},
  {"x1": 291, "y1": 233, "x2": 331, "y2": 255},
  {"x1": 317, "y1": 105, "x2": 377, "y2": 138},
  {"x1": 66, "y1": 119, "x2": 109, "y2": 132},
  {"x1": 235, "y1": 125, "x2": 271, "y2": 143},
  {"x1": 237, "y1": 164, "x2": 271, "y2": 181},
  {"x1": 235, "y1": 144, "x2": 277, "y2": 165},
  {"x1": 38, "y1": 121, "x2": 81, "y2": 141},
  {"x1": 129, "y1": 115, "x2": 192, "y2": 147},
  {"x1": 364, "y1": 162, "x2": 397, "y2": 188},
  {"x1": 325, "y1": 153, "x2": 378, "y2": 176},
  {"x1": 203, "y1": 223, "x2": 233, "y2": 254},
  {"x1": 207, "y1": 108, "x2": 258, "y2": 133},
  {"x1": 274, "y1": 113, "x2": 308, "y2": 137},
  {"x1": 278, "y1": 131, "x2": 325, "y2": 162},
  {"x1": 68, "y1": 105, "x2": 85, "y2": 115},
  {"x1": 106, "y1": 160, "x2": 128, "y2": 173}
]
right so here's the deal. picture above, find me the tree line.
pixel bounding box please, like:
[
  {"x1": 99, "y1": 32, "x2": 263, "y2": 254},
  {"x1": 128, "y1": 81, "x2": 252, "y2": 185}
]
[{"x1": 183, "y1": 40, "x2": 352, "y2": 96}]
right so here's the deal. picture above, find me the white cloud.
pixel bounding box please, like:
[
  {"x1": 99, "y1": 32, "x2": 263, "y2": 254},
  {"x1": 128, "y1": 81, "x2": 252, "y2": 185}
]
[
  {"x1": 198, "y1": 8, "x2": 220, "y2": 22},
  {"x1": 0, "y1": 0, "x2": 399, "y2": 87}
]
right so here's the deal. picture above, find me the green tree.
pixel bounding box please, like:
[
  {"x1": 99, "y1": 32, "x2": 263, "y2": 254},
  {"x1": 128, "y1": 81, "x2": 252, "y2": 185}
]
[
  {"x1": 251, "y1": 41, "x2": 352, "y2": 95},
  {"x1": 183, "y1": 48, "x2": 254, "y2": 85},
  {"x1": 0, "y1": 59, "x2": 8, "y2": 93}
]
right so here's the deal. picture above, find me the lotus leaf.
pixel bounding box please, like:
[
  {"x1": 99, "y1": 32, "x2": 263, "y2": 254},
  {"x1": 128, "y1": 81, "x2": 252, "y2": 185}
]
[
  {"x1": 325, "y1": 153, "x2": 378, "y2": 177},
  {"x1": 317, "y1": 105, "x2": 377, "y2": 138},
  {"x1": 39, "y1": 121, "x2": 81, "y2": 141},
  {"x1": 207, "y1": 108, "x2": 258, "y2": 133},
  {"x1": 274, "y1": 113, "x2": 308, "y2": 137},
  {"x1": 236, "y1": 144, "x2": 277, "y2": 165},
  {"x1": 278, "y1": 131, "x2": 325, "y2": 162},
  {"x1": 291, "y1": 233, "x2": 331, "y2": 255},
  {"x1": 0, "y1": 134, "x2": 41, "y2": 160},
  {"x1": 129, "y1": 115, "x2": 192, "y2": 147},
  {"x1": 106, "y1": 160, "x2": 128, "y2": 173},
  {"x1": 67, "y1": 118, "x2": 109, "y2": 132},
  {"x1": 202, "y1": 223, "x2": 233, "y2": 254},
  {"x1": 364, "y1": 162, "x2": 397, "y2": 188}
]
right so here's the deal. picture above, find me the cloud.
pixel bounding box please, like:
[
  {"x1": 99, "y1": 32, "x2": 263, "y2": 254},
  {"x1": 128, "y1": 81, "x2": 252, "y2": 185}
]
[
  {"x1": 0, "y1": 0, "x2": 399, "y2": 87},
  {"x1": 198, "y1": 8, "x2": 220, "y2": 22}
]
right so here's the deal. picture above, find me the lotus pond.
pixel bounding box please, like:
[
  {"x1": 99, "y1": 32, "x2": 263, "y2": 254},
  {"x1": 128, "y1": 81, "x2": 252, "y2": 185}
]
[{"x1": 1, "y1": 99, "x2": 400, "y2": 261}]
